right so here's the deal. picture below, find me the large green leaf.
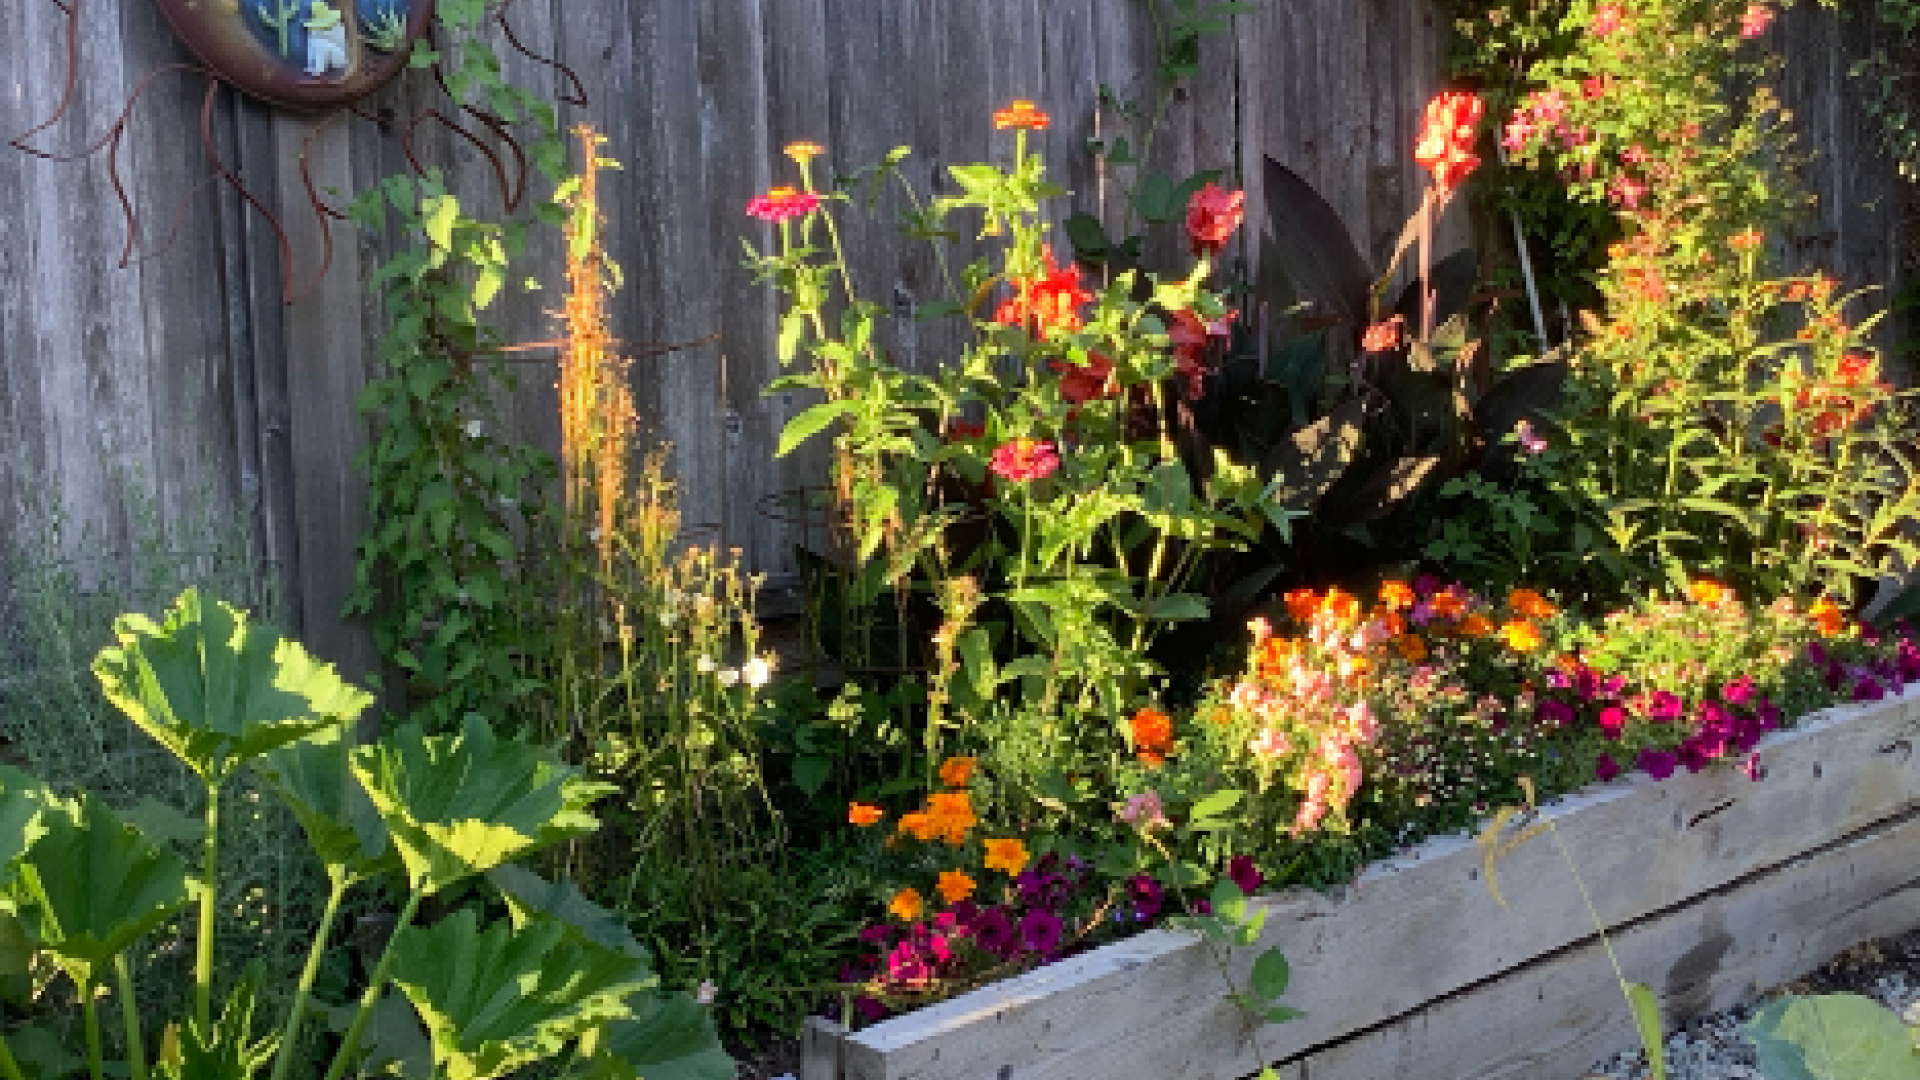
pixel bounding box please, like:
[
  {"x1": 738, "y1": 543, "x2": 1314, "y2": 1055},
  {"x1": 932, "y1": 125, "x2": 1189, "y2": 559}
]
[
  {"x1": 92, "y1": 589, "x2": 373, "y2": 784},
  {"x1": 1746, "y1": 994, "x2": 1920, "y2": 1080},
  {"x1": 257, "y1": 727, "x2": 395, "y2": 880},
  {"x1": 572, "y1": 991, "x2": 733, "y2": 1080},
  {"x1": 15, "y1": 794, "x2": 195, "y2": 984},
  {"x1": 486, "y1": 865, "x2": 648, "y2": 962},
  {"x1": 389, "y1": 910, "x2": 654, "y2": 1080},
  {"x1": 351, "y1": 718, "x2": 613, "y2": 894}
]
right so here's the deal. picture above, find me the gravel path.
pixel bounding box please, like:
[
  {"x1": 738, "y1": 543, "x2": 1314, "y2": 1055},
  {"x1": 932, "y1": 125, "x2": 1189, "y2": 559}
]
[{"x1": 1585, "y1": 929, "x2": 1920, "y2": 1080}]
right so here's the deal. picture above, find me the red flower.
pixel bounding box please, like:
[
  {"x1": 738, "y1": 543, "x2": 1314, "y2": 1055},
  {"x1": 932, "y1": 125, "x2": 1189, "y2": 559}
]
[
  {"x1": 1590, "y1": 2, "x2": 1626, "y2": 35},
  {"x1": 1414, "y1": 91, "x2": 1483, "y2": 195},
  {"x1": 1167, "y1": 309, "x2": 1229, "y2": 400},
  {"x1": 1360, "y1": 316, "x2": 1404, "y2": 353},
  {"x1": 996, "y1": 247, "x2": 1094, "y2": 337},
  {"x1": 988, "y1": 438, "x2": 1061, "y2": 482},
  {"x1": 993, "y1": 99, "x2": 1051, "y2": 131},
  {"x1": 1051, "y1": 351, "x2": 1116, "y2": 405},
  {"x1": 1185, "y1": 183, "x2": 1245, "y2": 257},
  {"x1": 746, "y1": 185, "x2": 820, "y2": 223},
  {"x1": 1739, "y1": 3, "x2": 1773, "y2": 38}
]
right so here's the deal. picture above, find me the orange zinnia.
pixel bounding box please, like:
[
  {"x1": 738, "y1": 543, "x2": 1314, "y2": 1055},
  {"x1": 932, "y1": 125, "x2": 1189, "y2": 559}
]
[
  {"x1": 889, "y1": 887, "x2": 924, "y2": 921},
  {"x1": 939, "y1": 756, "x2": 977, "y2": 788},
  {"x1": 935, "y1": 870, "x2": 977, "y2": 905},
  {"x1": 993, "y1": 99, "x2": 1051, "y2": 130},
  {"x1": 1507, "y1": 588, "x2": 1558, "y2": 619},
  {"x1": 848, "y1": 802, "x2": 884, "y2": 827}
]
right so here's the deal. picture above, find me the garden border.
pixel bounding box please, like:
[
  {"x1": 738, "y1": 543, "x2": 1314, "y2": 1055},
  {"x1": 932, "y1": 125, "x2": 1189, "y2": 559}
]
[{"x1": 800, "y1": 689, "x2": 1920, "y2": 1080}]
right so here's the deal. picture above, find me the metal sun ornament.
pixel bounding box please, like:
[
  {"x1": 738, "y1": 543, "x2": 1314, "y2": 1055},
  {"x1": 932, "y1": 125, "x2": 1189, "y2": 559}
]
[{"x1": 150, "y1": 0, "x2": 434, "y2": 111}]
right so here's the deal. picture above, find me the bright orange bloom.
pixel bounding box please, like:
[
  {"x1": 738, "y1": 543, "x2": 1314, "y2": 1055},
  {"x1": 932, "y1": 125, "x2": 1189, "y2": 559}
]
[
  {"x1": 896, "y1": 812, "x2": 939, "y2": 842},
  {"x1": 1378, "y1": 580, "x2": 1416, "y2": 611},
  {"x1": 889, "y1": 887, "x2": 924, "y2": 921},
  {"x1": 1131, "y1": 707, "x2": 1175, "y2": 767},
  {"x1": 1460, "y1": 614, "x2": 1494, "y2": 638},
  {"x1": 1375, "y1": 611, "x2": 1406, "y2": 639},
  {"x1": 983, "y1": 838, "x2": 1031, "y2": 875},
  {"x1": 935, "y1": 870, "x2": 977, "y2": 905},
  {"x1": 994, "y1": 247, "x2": 1094, "y2": 337},
  {"x1": 1810, "y1": 598, "x2": 1845, "y2": 638},
  {"x1": 925, "y1": 791, "x2": 977, "y2": 844},
  {"x1": 1414, "y1": 91, "x2": 1484, "y2": 194},
  {"x1": 1283, "y1": 588, "x2": 1320, "y2": 624},
  {"x1": 1429, "y1": 592, "x2": 1468, "y2": 620},
  {"x1": 1689, "y1": 579, "x2": 1734, "y2": 605},
  {"x1": 1507, "y1": 588, "x2": 1558, "y2": 620},
  {"x1": 783, "y1": 140, "x2": 825, "y2": 165},
  {"x1": 993, "y1": 99, "x2": 1051, "y2": 130},
  {"x1": 1502, "y1": 620, "x2": 1544, "y2": 652},
  {"x1": 848, "y1": 802, "x2": 884, "y2": 827},
  {"x1": 939, "y1": 756, "x2": 977, "y2": 788},
  {"x1": 1317, "y1": 588, "x2": 1361, "y2": 624}
]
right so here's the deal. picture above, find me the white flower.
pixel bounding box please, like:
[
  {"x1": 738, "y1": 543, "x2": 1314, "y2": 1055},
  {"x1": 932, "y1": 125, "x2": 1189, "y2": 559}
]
[
  {"x1": 696, "y1": 655, "x2": 717, "y2": 673},
  {"x1": 718, "y1": 668, "x2": 741, "y2": 687},
  {"x1": 742, "y1": 656, "x2": 774, "y2": 688},
  {"x1": 465, "y1": 420, "x2": 484, "y2": 438}
]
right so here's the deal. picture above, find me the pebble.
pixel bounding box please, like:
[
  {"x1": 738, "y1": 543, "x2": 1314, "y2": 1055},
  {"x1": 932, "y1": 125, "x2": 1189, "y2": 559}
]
[{"x1": 1585, "y1": 970, "x2": 1920, "y2": 1079}]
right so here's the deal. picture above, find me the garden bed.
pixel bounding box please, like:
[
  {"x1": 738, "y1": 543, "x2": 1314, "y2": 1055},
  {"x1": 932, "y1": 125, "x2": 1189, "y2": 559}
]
[{"x1": 799, "y1": 688, "x2": 1920, "y2": 1080}]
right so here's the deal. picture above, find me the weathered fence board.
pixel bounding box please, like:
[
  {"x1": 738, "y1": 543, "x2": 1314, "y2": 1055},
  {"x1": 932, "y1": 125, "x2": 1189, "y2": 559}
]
[
  {"x1": 0, "y1": 1, "x2": 1907, "y2": 682},
  {"x1": 801, "y1": 691, "x2": 1920, "y2": 1080}
]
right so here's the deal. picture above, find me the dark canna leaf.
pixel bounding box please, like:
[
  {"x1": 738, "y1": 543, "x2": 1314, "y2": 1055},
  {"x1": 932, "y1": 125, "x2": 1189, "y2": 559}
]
[{"x1": 1261, "y1": 156, "x2": 1374, "y2": 328}]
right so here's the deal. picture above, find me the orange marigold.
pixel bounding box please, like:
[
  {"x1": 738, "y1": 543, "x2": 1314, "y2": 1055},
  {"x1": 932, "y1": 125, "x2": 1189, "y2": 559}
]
[
  {"x1": 896, "y1": 812, "x2": 939, "y2": 842},
  {"x1": 993, "y1": 99, "x2": 1051, "y2": 130},
  {"x1": 1429, "y1": 592, "x2": 1468, "y2": 620},
  {"x1": 939, "y1": 755, "x2": 977, "y2": 788},
  {"x1": 983, "y1": 838, "x2": 1031, "y2": 875},
  {"x1": 935, "y1": 870, "x2": 977, "y2": 905},
  {"x1": 1460, "y1": 614, "x2": 1494, "y2": 638},
  {"x1": 1378, "y1": 580, "x2": 1415, "y2": 611},
  {"x1": 1689, "y1": 579, "x2": 1734, "y2": 605},
  {"x1": 848, "y1": 802, "x2": 884, "y2": 827},
  {"x1": 1810, "y1": 598, "x2": 1845, "y2": 638},
  {"x1": 1502, "y1": 620, "x2": 1544, "y2": 652},
  {"x1": 1131, "y1": 707, "x2": 1175, "y2": 767},
  {"x1": 1507, "y1": 588, "x2": 1558, "y2": 619},
  {"x1": 889, "y1": 887, "x2": 924, "y2": 921}
]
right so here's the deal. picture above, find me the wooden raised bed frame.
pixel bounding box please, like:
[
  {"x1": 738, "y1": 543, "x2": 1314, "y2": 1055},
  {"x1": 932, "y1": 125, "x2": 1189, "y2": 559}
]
[{"x1": 801, "y1": 691, "x2": 1920, "y2": 1080}]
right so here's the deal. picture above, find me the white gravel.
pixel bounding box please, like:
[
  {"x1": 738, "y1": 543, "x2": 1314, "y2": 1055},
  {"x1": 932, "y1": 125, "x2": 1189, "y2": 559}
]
[{"x1": 1586, "y1": 970, "x2": 1920, "y2": 1079}]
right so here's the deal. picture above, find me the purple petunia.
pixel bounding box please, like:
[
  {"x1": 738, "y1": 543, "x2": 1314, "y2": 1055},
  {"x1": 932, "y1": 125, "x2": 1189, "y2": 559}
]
[
  {"x1": 1019, "y1": 909, "x2": 1065, "y2": 956},
  {"x1": 1126, "y1": 874, "x2": 1165, "y2": 921},
  {"x1": 974, "y1": 907, "x2": 1017, "y2": 958},
  {"x1": 1535, "y1": 699, "x2": 1575, "y2": 728},
  {"x1": 1228, "y1": 855, "x2": 1264, "y2": 896},
  {"x1": 1639, "y1": 748, "x2": 1678, "y2": 780}
]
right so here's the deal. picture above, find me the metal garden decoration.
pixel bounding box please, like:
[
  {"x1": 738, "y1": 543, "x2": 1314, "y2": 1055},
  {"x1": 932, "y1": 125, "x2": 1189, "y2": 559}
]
[{"x1": 150, "y1": 0, "x2": 433, "y2": 111}]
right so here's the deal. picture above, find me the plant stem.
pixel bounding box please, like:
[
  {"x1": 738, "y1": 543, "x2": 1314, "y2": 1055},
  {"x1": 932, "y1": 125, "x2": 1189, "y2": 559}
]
[
  {"x1": 0, "y1": 1034, "x2": 28, "y2": 1080},
  {"x1": 114, "y1": 955, "x2": 147, "y2": 1080},
  {"x1": 322, "y1": 889, "x2": 425, "y2": 1080},
  {"x1": 82, "y1": 980, "x2": 105, "y2": 1080},
  {"x1": 195, "y1": 785, "x2": 222, "y2": 1032},
  {"x1": 269, "y1": 870, "x2": 354, "y2": 1080}
]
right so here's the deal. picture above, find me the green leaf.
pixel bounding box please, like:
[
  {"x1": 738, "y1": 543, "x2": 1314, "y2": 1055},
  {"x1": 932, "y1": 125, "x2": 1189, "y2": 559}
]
[
  {"x1": 92, "y1": 589, "x2": 373, "y2": 785},
  {"x1": 1062, "y1": 212, "x2": 1110, "y2": 259},
  {"x1": 791, "y1": 755, "x2": 832, "y2": 797},
  {"x1": 1249, "y1": 948, "x2": 1291, "y2": 1003},
  {"x1": 9, "y1": 1026, "x2": 83, "y2": 1080},
  {"x1": 1139, "y1": 593, "x2": 1210, "y2": 621},
  {"x1": 155, "y1": 964, "x2": 279, "y2": 1080},
  {"x1": 485, "y1": 865, "x2": 649, "y2": 962},
  {"x1": 422, "y1": 192, "x2": 461, "y2": 250},
  {"x1": 15, "y1": 794, "x2": 195, "y2": 985},
  {"x1": 257, "y1": 727, "x2": 395, "y2": 881},
  {"x1": 389, "y1": 910, "x2": 656, "y2": 1080},
  {"x1": 1189, "y1": 789, "x2": 1244, "y2": 822},
  {"x1": 1625, "y1": 982, "x2": 1668, "y2": 1080},
  {"x1": 1746, "y1": 994, "x2": 1920, "y2": 1080},
  {"x1": 776, "y1": 401, "x2": 853, "y2": 458},
  {"x1": 578, "y1": 991, "x2": 733, "y2": 1080},
  {"x1": 350, "y1": 718, "x2": 613, "y2": 894}
]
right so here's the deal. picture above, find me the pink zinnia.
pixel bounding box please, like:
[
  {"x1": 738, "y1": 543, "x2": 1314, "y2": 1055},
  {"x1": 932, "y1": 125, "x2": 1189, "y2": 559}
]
[
  {"x1": 1740, "y1": 3, "x2": 1773, "y2": 37},
  {"x1": 988, "y1": 438, "x2": 1061, "y2": 482},
  {"x1": 1185, "y1": 183, "x2": 1245, "y2": 257},
  {"x1": 746, "y1": 185, "x2": 820, "y2": 223}
]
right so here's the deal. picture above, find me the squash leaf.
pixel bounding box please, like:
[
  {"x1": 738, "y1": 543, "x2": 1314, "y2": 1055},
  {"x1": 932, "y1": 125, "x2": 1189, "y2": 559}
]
[
  {"x1": 257, "y1": 727, "x2": 395, "y2": 881},
  {"x1": 1747, "y1": 994, "x2": 1920, "y2": 1080}
]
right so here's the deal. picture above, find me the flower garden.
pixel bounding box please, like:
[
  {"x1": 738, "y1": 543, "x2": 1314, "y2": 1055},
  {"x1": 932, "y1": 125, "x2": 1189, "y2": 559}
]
[{"x1": 6, "y1": 0, "x2": 1920, "y2": 1078}]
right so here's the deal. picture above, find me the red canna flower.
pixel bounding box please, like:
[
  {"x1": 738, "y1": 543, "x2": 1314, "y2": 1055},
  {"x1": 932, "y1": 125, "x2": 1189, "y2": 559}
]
[
  {"x1": 1185, "y1": 183, "x2": 1245, "y2": 257},
  {"x1": 746, "y1": 185, "x2": 820, "y2": 223},
  {"x1": 1414, "y1": 91, "x2": 1483, "y2": 196}
]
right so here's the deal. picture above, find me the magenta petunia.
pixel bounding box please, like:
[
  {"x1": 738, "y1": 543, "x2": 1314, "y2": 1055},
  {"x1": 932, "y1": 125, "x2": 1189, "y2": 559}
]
[
  {"x1": 1646, "y1": 691, "x2": 1683, "y2": 721},
  {"x1": 1595, "y1": 753, "x2": 1621, "y2": 782},
  {"x1": 1639, "y1": 748, "x2": 1678, "y2": 780},
  {"x1": 1596, "y1": 706, "x2": 1627, "y2": 740},
  {"x1": 1535, "y1": 699, "x2": 1575, "y2": 728},
  {"x1": 1126, "y1": 874, "x2": 1165, "y2": 921},
  {"x1": 1228, "y1": 855, "x2": 1264, "y2": 896}
]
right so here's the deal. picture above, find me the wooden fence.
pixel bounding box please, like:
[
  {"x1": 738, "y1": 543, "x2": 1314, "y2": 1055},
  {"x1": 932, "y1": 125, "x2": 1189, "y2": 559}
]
[{"x1": 0, "y1": 0, "x2": 1907, "y2": 682}]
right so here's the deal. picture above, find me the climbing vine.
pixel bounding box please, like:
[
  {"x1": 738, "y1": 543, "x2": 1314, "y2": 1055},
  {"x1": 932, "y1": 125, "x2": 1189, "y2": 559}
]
[{"x1": 344, "y1": 0, "x2": 570, "y2": 727}]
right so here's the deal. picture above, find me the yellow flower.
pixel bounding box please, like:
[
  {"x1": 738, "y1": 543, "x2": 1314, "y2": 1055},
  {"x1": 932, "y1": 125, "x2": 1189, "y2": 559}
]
[
  {"x1": 1502, "y1": 619, "x2": 1543, "y2": 652},
  {"x1": 889, "y1": 887, "x2": 924, "y2": 921},
  {"x1": 1689, "y1": 579, "x2": 1733, "y2": 606},
  {"x1": 938, "y1": 756, "x2": 977, "y2": 787},
  {"x1": 1810, "y1": 598, "x2": 1845, "y2": 638},
  {"x1": 935, "y1": 870, "x2": 977, "y2": 905},
  {"x1": 982, "y1": 838, "x2": 1030, "y2": 875},
  {"x1": 784, "y1": 140, "x2": 825, "y2": 165}
]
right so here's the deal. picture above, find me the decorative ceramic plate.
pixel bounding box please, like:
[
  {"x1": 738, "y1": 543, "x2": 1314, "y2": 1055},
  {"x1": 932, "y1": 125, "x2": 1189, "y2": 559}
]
[{"x1": 154, "y1": 0, "x2": 434, "y2": 111}]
